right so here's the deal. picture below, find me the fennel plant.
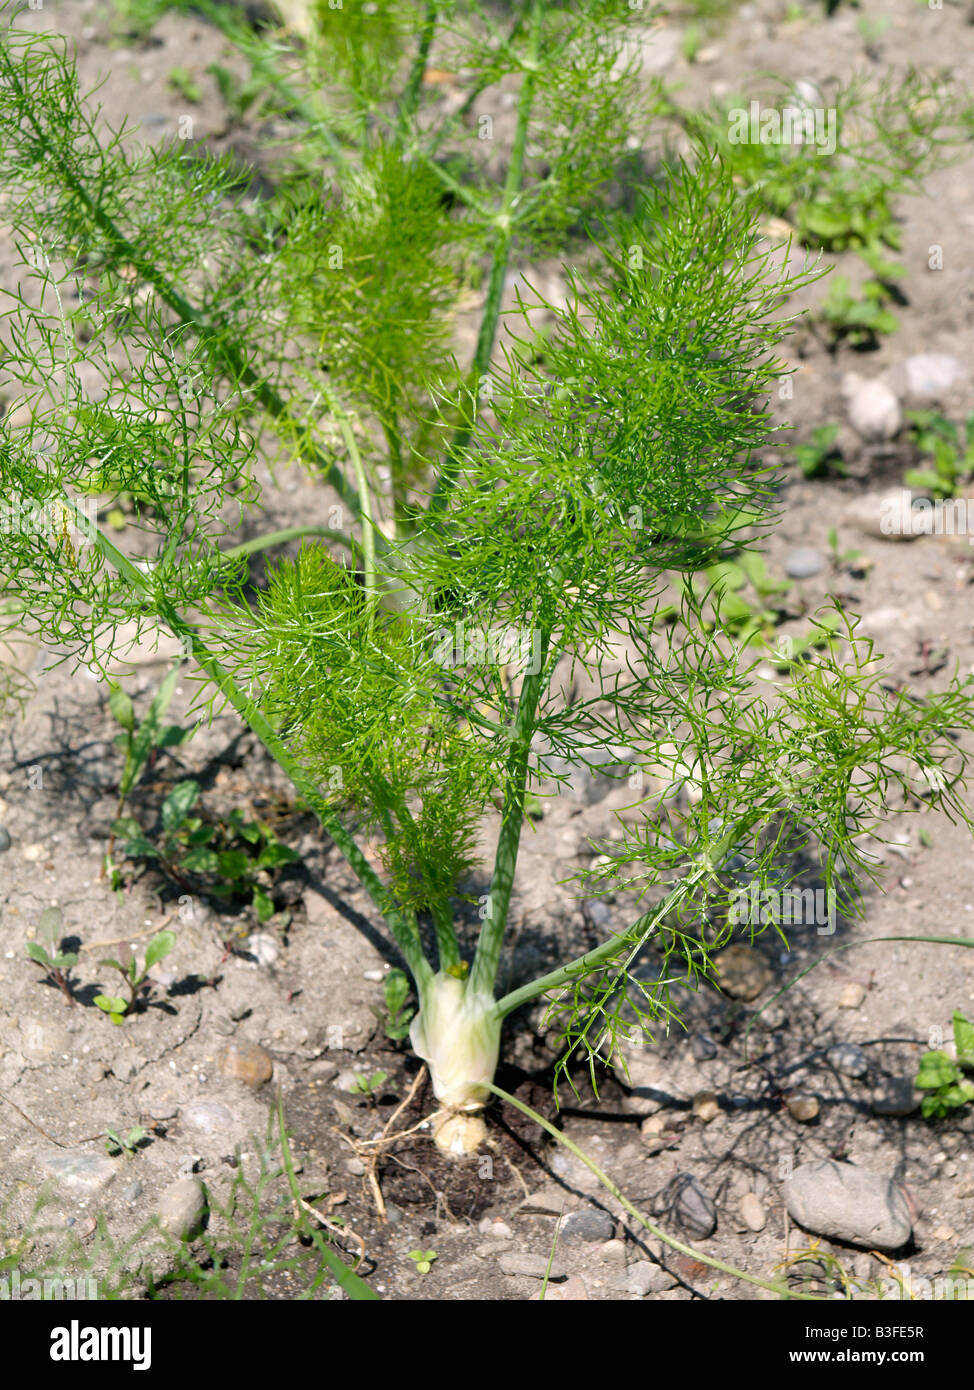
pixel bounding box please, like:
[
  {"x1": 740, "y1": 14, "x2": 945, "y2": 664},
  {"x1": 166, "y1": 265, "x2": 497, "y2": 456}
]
[{"x1": 2, "y1": 3, "x2": 974, "y2": 1153}]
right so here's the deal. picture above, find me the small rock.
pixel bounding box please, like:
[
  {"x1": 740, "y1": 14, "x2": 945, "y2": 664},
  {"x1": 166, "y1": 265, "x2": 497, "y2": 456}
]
[
  {"x1": 786, "y1": 1092, "x2": 820, "y2": 1123},
  {"x1": 871, "y1": 1077, "x2": 920, "y2": 1117},
  {"x1": 363, "y1": 968, "x2": 385, "y2": 982},
  {"x1": 886, "y1": 353, "x2": 963, "y2": 407},
  {"x1": 838, "y1": 982, "x2": 867, "y2": 1010},
  {"x1": 156, "y1": 1178, "x2": 206, "y2": 1240},
  {"x1": 755, "y1": 1003, "x2": 788, "y2": 1031},
  {"x1": 663, "y1": 1173, "x2": 717, "y2": 1238},
  {"x1": 828, "y1": 1042, "x2": 868, "y2": 1078},
  {"x1": 335, "y1": 1069, "x2": 369, "y2": 1093},
  {"x1": 0, "y1": 826, "x2": 10, "y2": 852},
  {"x1": 626, "y1": 1260, "x2": 673, "y2": 1296},
  {"x1": 497, "y1": 1253, "x2": 567, "y2": 1281},
  {"x1": 843, "y1": 374, "x2": 902, "y2": 441},
  {"x1": 692, "y1": 1091, "x2": 721, "y2": 1123},
  {"x1": 596, "y1": 1238, "x2": 627, "y2": 1265},
  {"x1": 714, "y1": 944, "x2": 772, "y2": 1001},
  {"x1": 561, "y1": 1209, "x2": 615, "y2": 1243},
  {"x1": 475, "y1": 1241, "x2": 514, "y2": 1258},
  {"x1": 21, "y1": 842, "x2": 44, "y2": 861},
  {"x1": 844, "y1": 490, "x2": 922, "y2": 542},
  {"x1": 308, "y1": 1059, "x2": 339, "y2": 1081},
  {"x1": 121, "y1": 1180, "x2": 143, "y2": 1204},
  {"x1": 342, "y1": 1157, "x2": 366, "y2": 1177},
  {"x1": 520, "y1": 1191, "x2": 569, "y2": 1216},
  {"x1": 542, "y1": 1274, "x2": 590, "y2": 1300},
  {"x1": 783, "y1": 1160, "x2": 912, "y2": 1251},
  {"x1": 785, "y1": 548, "x2": 824, "y2": 579},
  {"x1": 478, "y1": 1218, "x2": 513, "y2": 1240},
  {"x1": 220, "y1": 1039, "x2": 273, "y2": 1088},
  {"x1": 691, "y1": 1034, "x2": 718, "y2": 1062},
  {"x1": 37, "y1": 1151, "x2": 116, "y2": 1193},
  {"x1": 243, "y1": 933, "x2": 279, "y2": 967},
  {"x1": 740, "y1": 1192, "x2": 766, "y2": 1232},
  {"x1": 179, "y1": 1102, "x2": 235, "y2": 1137}
]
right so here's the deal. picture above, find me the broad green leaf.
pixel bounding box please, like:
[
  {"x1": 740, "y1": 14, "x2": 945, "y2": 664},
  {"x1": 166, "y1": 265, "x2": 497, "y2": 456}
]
[
  {"x1": 37, "y1": 905, "x2": 63, "y2": 945},
  {"x1": 144, "y1": 930, "x2": 176, "y2": 971},
  {"x1": 253, "y1": 887, "x2": 275, "y2": 922},
  {"x1": 182, "y1": 845, "x2": 219, "y2": 873},
  {"x1": 25, "y1": 942, "x2": 51, "y2": 966},
  {"x1": 217, "y1": 849, "x2": 251, "y2": 880},
  {"x1": 953, "y1": 1011, "x2": 974, "y2": 1067},
  {"x1": 257, "y1": 840, "x2": 299, "y2": 868},
  {"x1": 94, "y1": 994, "x2": 127, "y2": 1016},
  {"x1": 161, "y1": 779, "x2": 200, "y2": 832},
  {"x1": 109, "y1": 683, "x2": 135, "y2": 732}
]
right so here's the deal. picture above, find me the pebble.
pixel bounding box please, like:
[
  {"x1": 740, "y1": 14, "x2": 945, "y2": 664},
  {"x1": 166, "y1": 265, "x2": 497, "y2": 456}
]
[
  {"x1": 363, "y1": 969, "x2": 385, "y2": 982},
  {"x1": 886, "y1": 353, "x2": 963, "y2": 407},
  {"x1": 692, "y1": 1091, "x2": 721, "y2": 1123},
  {"x1": 596, "y1": 1239, "x2": 627, "y2": 1266},
  {"x1": 783, "y1": 1160, "x2": 912, "y2": 1251},
  {"x1": 828, "y1": 1042, "x2": 869, "y2": 1078},
  {"x1": 561, "y1": 1209, "x2": 615, "y2": 1243},
  {"x1": 786, "y1": 1092, "x2": 820, "y2": 1123},
  {"x1": 541, "y1": 1275, "x2": 590, "y2": 1300},
  {"x1": 663, "y1": 1173, "x2": 717, "y2": 1239},
  {"x1": 244, "y1": 933, "x2": 279, "y2": 967},
  {"x1": 342, "y1": 1157, "x2": 366, "y2": 1177},
  {"x1": 626, "y1": 1260, "x2": 673, "y2": 1295},
  {"x1": 37, "y1": 1151, "x2": 116, "y2": 1193},
  {"x1": 121, "y1": 1180, "x2": 143, "y2": 1204},
  {"x1": 0, "y1": 826, "x2": 10, "y2": 852},
  {"x1": 843, "y1": 374, "x2": 902, "y2": 441},
  {"x1": 843, "y1": 489, "x2": 922, "y2": 542},
  {"x1": 784, "y1": 548, "x2": 824, "y2": 579},
  {"x1": 179, "y1": 1101, "x2": 235, "y2": 1137},
  {"x1": 21, "y1": 843, "x2": 44, "y2": 861},
  {"x1": 838, "y1": 982, "x2": 867, "y2": 1010},
  {"x1": 475, "y1": 1241, "x2": 514, "y2": 1258},
  {"x1": 497, "y1": 1252, "x2": 567, "y2": 1281},
  {"x1": 220, "y1": 1039, "x2": 273, "y2": 1088},
  {"x1": 478, "y1": 1218, "x2": 513, "y2": 1240},
  {"x1": 740, "y1": 1192, "x2": 767, "y2": 1231},
  {"x1": 714, "y1": 944, "x2": 772, "y2": 1001},
  {"x1": 156, "y1": 1178, "x2": 206, "y2": 1240},
  {"x1": 520, "y1": 1191, "x2": 570, "y2": 1216},
  {"x1": 691, "y1": 1034, "x2": 718, "y2": 1062},
  {"x1": 871, "y1": 1077, "x2": 920, "y2": 1117}
]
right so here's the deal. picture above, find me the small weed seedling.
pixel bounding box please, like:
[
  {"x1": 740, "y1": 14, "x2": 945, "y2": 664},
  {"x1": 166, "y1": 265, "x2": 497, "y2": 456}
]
[
  {"x1": 24, "y1": 906, "x2": 77, "y2": 1006},
  {"x1": 826, "y1": 526, "x2": 868, "y2": 577},
  {"x1": 94, "y1": 929, "x2": 175, "y2": 1023},
  {"x1": 915, "y1": 1011, "x2": 974, "y2": 1119},
  {"x1": 105, "y1": 1125, "x2": 148, "y2": 1158},
  {"x1": 408, "y1": 1249, "x2": 438, "y2": 1275},
  {"x1": 374, "y1": 968, "x2": 415, "y2": 1043},
  {"x1": 794, "y1": 424, "x2": 845, "y2": 480},
  {"x1": 902, "y1": 410, "x2": 974, "y2": 500},
  {"x1": 349, "y1": 1070, "x2": 389, "y2": 1103},
  {"x1": 112, "y1": 780, "x2": 298, "y2": 921}
]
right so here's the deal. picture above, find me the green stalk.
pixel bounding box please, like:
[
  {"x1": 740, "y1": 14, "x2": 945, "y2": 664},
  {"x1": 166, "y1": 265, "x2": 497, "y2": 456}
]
[
  {"x1": 486, "y1": 1083, "x2": 823, "y2": 1301},
  {"x1": 429, "y1": 898, "x2": 461, "y2": 974},
  {"x1": 220, "y1": 525, "x2": 361, "y2": 562},
  {"x1": 60, "y1": 498, "x2": 433, "y2": 991},
  {"x1": 325, "y1": 390, "x2": 377, "y2": 607},
  {"x1": 398, "y1": 1, "x2": 438, "y2": 130},
  {"x1": 426, "y1": 0, "x2": 545, "y2": 521},
  {"x1": 468, "y1": 624, "x2": 552, "y2": 998},
  {"x1": 491, "y1": 813, "x2": 763, "y2": 1020},
  {"x1": 0, "y1": 45, "x2": 361, "y2": 518}
]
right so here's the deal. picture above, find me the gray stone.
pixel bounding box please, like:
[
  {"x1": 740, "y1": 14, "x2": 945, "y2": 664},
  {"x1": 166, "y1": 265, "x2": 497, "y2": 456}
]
[
  {"x1": 243, "y1": 932, "x2": 279, "y2": 967},
  {"x1": 497, "y1": 1252, "x2": 567, "y2": 1280},
  {"x1": 871, "y1": 1077, "x2": 921, "y2": 1117},
  {"x1": 785, "y1": 548, "x2": 824, "y2": 579},
  {"x1": 886, "y1": 353, "x2": 963, "y2": 407},
  {"x1": 626, "y1": 1260, "x2": 673, "y2": 1295},
  {"x1": 37, "y1": 1151, "x2": 117, "y2": 1193},
  {"x1": 783, "y1": 1161, "x2": 912, "y2": 1251},
  {"x1": 691, "y1": 1034, "x2": 718, "y2": 1062},
  {"x1": 561, "y1": 1209, "x2": 615, "y2": 1243},
  {"x1": 844, "y1": 375, "x2": 902, "y2": 441},
  {"x1": 828, "y1": 1042, "x2": 869, "y2": 1078},
  {"x1": 663, "y1": 1173, "x2": 717, "y2": 1238},
  {"x1": 520, "y1": 1190, "x2": 570, "y2": 1216},
  {"x1": 0, "y1": 826, "x2": 10, "y2": 852},
  {"x1": 156, "y1": 1178, "x2": 206, "y2": 1241},
  {"x1": 740, "y1": 1192, "x2": 767, "y2": 1231},
  {"x1": 179, "y1": 1101, "x2": 235, "y2": 1137}
]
